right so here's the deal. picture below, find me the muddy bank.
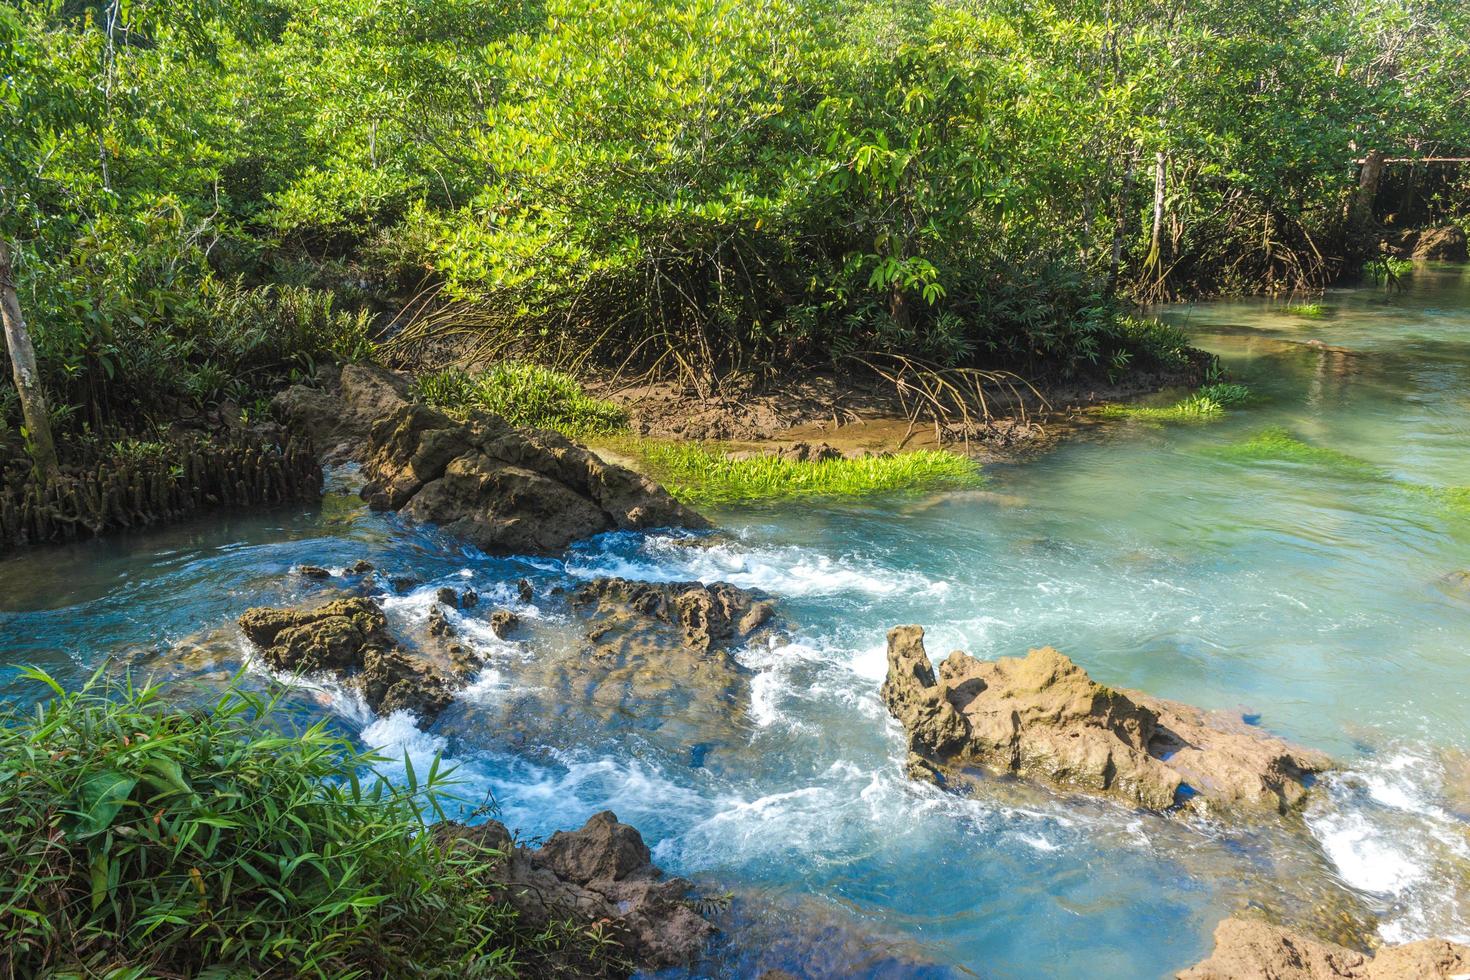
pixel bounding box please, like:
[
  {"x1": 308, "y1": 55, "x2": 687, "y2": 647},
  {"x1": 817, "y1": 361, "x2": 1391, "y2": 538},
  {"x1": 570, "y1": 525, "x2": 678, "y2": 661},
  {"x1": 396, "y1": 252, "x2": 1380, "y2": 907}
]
[{"x1": 587, "y1": 353, "x2": 1210, "y2": 460}]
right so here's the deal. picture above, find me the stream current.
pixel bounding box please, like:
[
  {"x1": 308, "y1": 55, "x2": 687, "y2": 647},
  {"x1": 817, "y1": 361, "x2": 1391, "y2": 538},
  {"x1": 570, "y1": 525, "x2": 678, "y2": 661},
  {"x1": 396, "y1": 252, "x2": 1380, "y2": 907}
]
[{"x1": 3, "y1": 265, "x2": 1470, "y2": 977}]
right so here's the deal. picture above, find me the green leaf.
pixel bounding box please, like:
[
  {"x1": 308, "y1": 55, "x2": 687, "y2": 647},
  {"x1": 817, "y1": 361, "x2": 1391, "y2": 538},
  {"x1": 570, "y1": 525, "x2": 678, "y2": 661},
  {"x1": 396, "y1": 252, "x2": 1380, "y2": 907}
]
[{"x1": 75, "y1": 771, "x2": 139, "y2": 836}]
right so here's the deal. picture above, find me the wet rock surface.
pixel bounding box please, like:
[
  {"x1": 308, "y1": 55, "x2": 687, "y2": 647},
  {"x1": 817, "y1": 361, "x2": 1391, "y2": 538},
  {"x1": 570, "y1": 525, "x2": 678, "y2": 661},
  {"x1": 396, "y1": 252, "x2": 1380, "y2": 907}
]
[
  {"x1": 238, "y1": 596, "x2": 472, "y2": 722},
  {"x1": 1178, "y1": 917, "x2": 1470, "y2": 979},
  {"x1": 455, "y1": 577, "x2": 780, "y2": 766},
  {"x1": 359, "y1": 401, "x2": 708, "y2": 555},
  {"x1": 436, "y1": 810, "x2": 712, "y2": 971},
  {"x1": 881, "y1": 625, "x2": 1332, "y2": 815}
]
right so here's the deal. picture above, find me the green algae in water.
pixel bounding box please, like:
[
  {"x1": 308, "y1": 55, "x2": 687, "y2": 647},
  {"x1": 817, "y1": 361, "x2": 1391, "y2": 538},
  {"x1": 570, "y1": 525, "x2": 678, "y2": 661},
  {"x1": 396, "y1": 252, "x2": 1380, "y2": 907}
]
[
  {"x1": 1280, "y1": 303, "x2": 1329, "y2": 317},
  {"x1": 1210, "y1": 427, "x2": 1470, "y2": 516},
  {"x1": 619, "y1": 440, "x2": 984, "y2": 504},
  {"x1": 1210, "y1": 426, "x2": 1383, "y2": 475}
]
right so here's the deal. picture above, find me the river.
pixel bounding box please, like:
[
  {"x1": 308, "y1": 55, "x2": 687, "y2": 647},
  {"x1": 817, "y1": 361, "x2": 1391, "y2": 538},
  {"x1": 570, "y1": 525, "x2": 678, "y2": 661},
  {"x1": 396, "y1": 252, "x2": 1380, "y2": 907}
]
[{"x1": 3, "y1": 264, "x2": 1469, "y2": 978}]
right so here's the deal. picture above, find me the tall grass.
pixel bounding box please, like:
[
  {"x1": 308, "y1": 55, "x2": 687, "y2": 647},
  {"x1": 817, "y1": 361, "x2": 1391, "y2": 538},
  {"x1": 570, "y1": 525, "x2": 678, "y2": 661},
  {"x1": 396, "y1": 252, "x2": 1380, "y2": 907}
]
[
  {"x1": 0, "y1": 670, "x2": 559, "y2": 979},
  {"x1": 413, "y1": 365, "x2": 628, "y2": 437},
  {"x1": 621, "y1": 441, "x2": 984, "y2": 504}
]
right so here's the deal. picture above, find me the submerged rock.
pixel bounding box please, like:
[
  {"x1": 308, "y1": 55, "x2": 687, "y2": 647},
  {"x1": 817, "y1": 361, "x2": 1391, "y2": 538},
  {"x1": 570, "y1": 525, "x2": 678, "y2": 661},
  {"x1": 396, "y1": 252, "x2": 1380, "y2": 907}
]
[
  {"x1": 238, "y1": 596, "x2": 470, "y2": 722},
  {"x1": 881, "y1": 626, "x2": 1331, "y2": 815},
  {"x1": 359, "y1": 402, "x2": 708, "y2": 555},
  {"x1": 1178, "y1": 916, "x2": 1470, "y2": 979},
  {"x1": 436, "y1": 810, "x2": 712, "y2": 971}
]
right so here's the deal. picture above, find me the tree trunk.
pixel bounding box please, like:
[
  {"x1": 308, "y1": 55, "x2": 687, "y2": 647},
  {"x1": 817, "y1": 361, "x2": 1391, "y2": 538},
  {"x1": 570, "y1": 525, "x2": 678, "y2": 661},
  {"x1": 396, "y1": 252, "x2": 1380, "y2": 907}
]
[
  {"x1": 1106, "y1": 145, "x2": 1139, "y2": 299},
  {"x1": 1352, "y1": 148, "x2": 1384, "y2": 228},
  {"x1": 1149, "y1": 150, "x2": 1167, "y2": 267},
  {"x1": 0, "y1": 239, "x2": 61, "y2": 482}
]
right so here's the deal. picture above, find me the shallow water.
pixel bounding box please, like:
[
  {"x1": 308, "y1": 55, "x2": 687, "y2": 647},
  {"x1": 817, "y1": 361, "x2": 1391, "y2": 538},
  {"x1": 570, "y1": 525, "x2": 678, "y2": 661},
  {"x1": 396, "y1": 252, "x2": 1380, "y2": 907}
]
[{"x1": 4, "y1": 266, "x2": 1470, "y2": 977}]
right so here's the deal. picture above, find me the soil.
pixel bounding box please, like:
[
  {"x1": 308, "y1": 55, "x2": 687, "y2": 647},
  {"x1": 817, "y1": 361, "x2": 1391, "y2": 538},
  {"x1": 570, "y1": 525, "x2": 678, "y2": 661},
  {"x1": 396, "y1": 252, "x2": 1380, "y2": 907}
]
[{"x1": 586, "y1": 356, "x2": 1208, "y2": 462}]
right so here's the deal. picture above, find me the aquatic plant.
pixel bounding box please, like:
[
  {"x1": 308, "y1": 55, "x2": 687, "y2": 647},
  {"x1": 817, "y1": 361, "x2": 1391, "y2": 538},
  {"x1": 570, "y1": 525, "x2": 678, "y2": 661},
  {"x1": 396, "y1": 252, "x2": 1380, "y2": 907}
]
[
  {"x1": 0, "y1": 670, "x2": 583, "y2": 978},
  {"x1": 1280, "y1": 303, "x2": 1327, "y2": 317},
  {"x1": 1364, "y1": 256, "x2": 1415, "y2": 284},
  {"x1": 1098, "y1": 383, "x2": 1253, "y2": 423},
  {"x1": 618, "y1": 441, "x2": 983, "y2": 504},
  {"x1": 1210, "y1": 426, "x2": 1381, "y2": 475},
  {"x1": 413, "y1": 364, "x2": 628, "y2": 437}
]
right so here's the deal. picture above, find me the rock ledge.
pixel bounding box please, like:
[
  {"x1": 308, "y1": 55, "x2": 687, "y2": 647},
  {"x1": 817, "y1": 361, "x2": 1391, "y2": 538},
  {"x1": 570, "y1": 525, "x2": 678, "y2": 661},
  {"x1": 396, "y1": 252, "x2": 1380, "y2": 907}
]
[
  {"x1": 1179, "y1": 917, "x2": 1470, "y2": 979},
  {"x1": 880, "y1": 625, "x2": 1332, "y2": 814}
]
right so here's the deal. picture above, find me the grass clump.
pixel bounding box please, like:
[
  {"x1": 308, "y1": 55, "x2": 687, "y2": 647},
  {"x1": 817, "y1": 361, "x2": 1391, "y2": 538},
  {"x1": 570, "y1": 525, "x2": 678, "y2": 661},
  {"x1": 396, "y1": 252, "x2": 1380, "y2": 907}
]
[
  {"x1": 623, "y1": 441, "x2": 984, "y2": 504},
  {"x1": 1280, "y1": 302, "x2": 1328, "y2": 317},
  {"x1": 0, "y1": 670, "x2": 573, "y2": 979},
  {"x1": 413, "y1": 364, "x2": 628, "y2": 437},
  {"x1": 1099, "y1": 383, "x2": 1253, "y2": 423}
]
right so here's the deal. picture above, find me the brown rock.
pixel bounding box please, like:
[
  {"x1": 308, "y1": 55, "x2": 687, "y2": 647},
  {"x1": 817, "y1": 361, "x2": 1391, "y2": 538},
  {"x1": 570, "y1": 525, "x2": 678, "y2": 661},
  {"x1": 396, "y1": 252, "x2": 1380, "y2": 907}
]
[
  {"x1": 1178, "y1": 916, "x2": 1470, "y2": 979},
  {"x1": 272, "y1": 364, "x2": 411, "y2": 463},
  {"x1": 238, "y1": 598, "x2": 389, "y2": 673},
  {"x1": 359, "y1": 402, "x2": 708, "y2": 556},
  {"x1": 238, "y1": 597, "x2": 473, "y2": 722},
  {"x1": 436, "y1": 811, "x2": 712, "y2": 971},
  {"x1": 571, "y1": 577, "x2": 776, "y2": 656},
  {"x1": 297, "y1": 564, "x2": 332, "y2": 580},
  {"x1": 881, "y1": 626, "x2": 1331, "y2": 815},
  {"x1": 488, "y1": 609, "x2": 519, "y2": 639},
  {"x1": 1412, "y1": 225, "x2": 1468, "y2": 262}
]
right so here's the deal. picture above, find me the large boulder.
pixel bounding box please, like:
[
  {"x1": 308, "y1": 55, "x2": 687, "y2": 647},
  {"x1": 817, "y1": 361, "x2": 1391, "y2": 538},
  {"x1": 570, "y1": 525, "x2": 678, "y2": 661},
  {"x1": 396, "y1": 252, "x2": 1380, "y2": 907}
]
[
  {"x1": 272, "y1": 364, "x2": 412, "y2": 463},
  {"x1": 1412, "y1": 225, "x2": 1467, "y2": 262},
  {"x1": 436, "y1": 810, "x2": 713, "y2": 971},
  {"x1": 881, "y1": 626, "x2": 1331, "y2": 815},
  {"x1": 238, "y1": 596, "x2": 470, "y2": 722},
  {"x1": 1178, "y1": 916, "x2": 1470, "y2": 979},
  {"x1": 360, "y1": 403, "x2": 708, "y2": 555}
]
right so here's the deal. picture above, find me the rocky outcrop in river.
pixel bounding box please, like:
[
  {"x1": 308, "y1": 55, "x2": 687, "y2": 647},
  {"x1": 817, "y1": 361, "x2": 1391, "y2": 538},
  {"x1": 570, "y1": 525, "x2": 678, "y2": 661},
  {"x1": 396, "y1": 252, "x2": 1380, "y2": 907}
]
[
  {"x1": 1178, "y1": 917, "x2": 1470, "y2": 979},
  {"x1": 238, "y1": 596, "x2": 471, "y2": 722},
  {"x1": 360, "y1": 402, "x2": 706, "y2": 554},
  {"x1": 437, "y1": 810, "x2": 712, "y2": 972},
  {"x1": 881, "y1": 626, "x2": 1332, "y2": 815},
  {"x1": 275, "y1": 363, "x2": 708, "y2": 555}
]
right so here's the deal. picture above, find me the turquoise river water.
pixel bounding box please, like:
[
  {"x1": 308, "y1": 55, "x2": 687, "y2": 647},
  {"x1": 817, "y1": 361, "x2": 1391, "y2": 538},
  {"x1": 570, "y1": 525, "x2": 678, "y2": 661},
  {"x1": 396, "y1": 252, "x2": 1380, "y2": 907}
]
[{"x1": 3, "y1": 265, "x2": 1469, "y2": 977}]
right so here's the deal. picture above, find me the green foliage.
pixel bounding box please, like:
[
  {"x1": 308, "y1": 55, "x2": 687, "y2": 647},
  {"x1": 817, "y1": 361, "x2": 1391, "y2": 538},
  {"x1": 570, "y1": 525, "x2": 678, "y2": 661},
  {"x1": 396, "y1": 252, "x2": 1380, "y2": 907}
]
[
  {"x1": 621, "y1": 441, "x2": 984, "y2": 503},
  {"x1": 0, "y1": 669, "x2": 544, "y2": 978},
  {"x1": 412, "y1": 365, "x2": 628, "y2": 437},
  {"x1": 1364, "y1": 256, "x2": 1416, "y2": 284},
  {"x1": 3, "y1": 0, "x2": 1468, "y2": 436},
  {"x1": 1099, "y1": 382, "x2": 1252, "y2": 423}
]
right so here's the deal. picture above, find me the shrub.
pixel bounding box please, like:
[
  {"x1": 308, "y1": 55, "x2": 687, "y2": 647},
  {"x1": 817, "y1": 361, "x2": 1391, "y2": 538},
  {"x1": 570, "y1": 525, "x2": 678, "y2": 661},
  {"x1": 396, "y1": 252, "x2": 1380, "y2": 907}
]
[
  {"x1": 0, "y1": 670, "x2": 530, "y2": 979},
  {"x1": 413, "y1": 364, "x2": 628, "y2": 436}
]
